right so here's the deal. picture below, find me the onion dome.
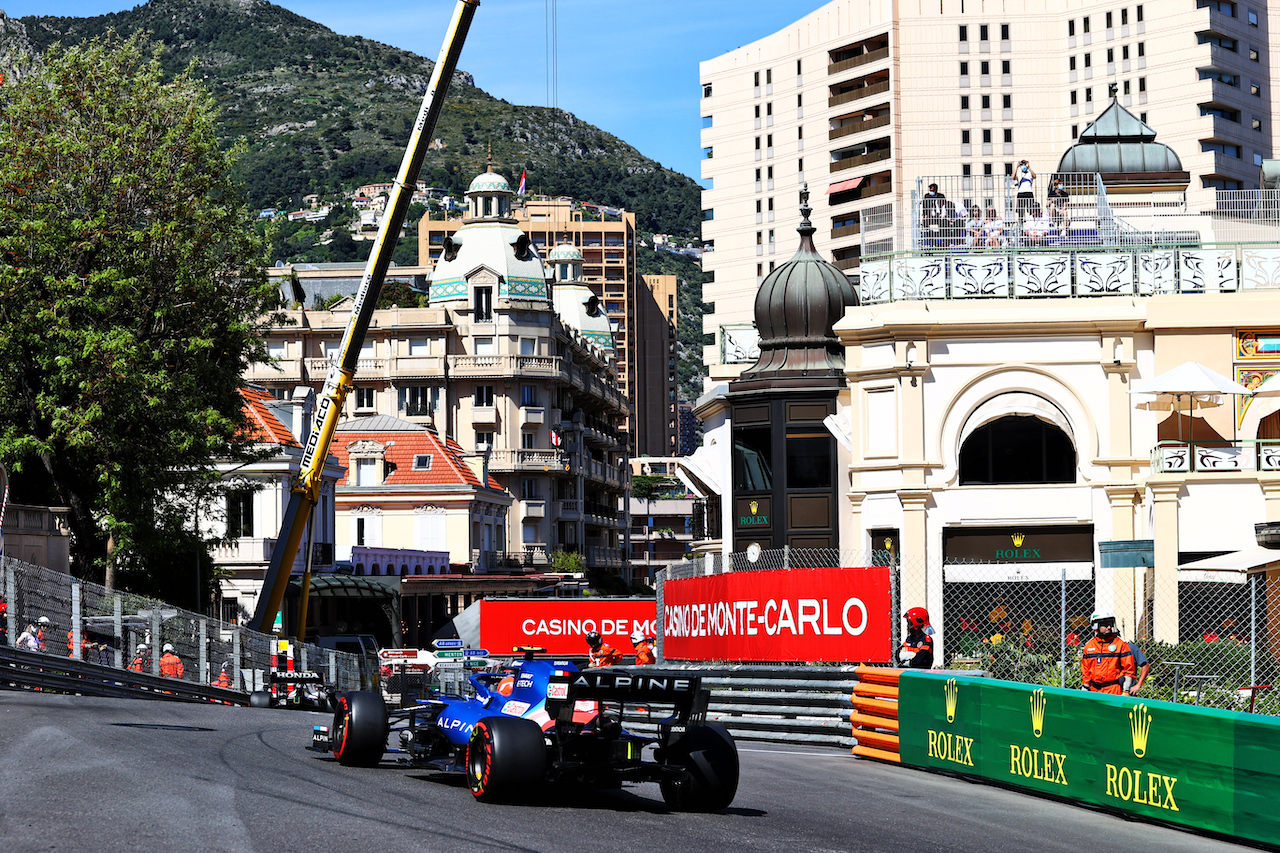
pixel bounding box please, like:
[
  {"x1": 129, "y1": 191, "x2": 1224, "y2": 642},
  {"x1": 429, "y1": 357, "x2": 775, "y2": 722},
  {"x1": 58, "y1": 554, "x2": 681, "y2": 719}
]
[
  {"x1": 1057, "y1": 97, "x2": 1188, "y2": 189},
  {"x1": 740, "y1": 185, "x2": 859, "y2": 380},
  {"x1": 468, "y1": 170, "x2": 512, "y2": 194},
  {"x1": 546, "y1": 243, "x2": 583, "y2": 263},
  {"x1": 547, "y1": 242, "x2": 583, "y2": 284},
  {"x1": 553, "y1": 282, "x2": 614, "y2": 358}
]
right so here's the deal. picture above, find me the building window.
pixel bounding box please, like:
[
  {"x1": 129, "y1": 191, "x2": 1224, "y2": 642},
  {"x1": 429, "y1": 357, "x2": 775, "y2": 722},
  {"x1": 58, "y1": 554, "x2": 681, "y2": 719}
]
[
  {"x1": 702, "y1": 83, "x2": 711, "y2": 97},
  {"x1": 1137, "y1": 5, "x2": 1144, "y2": 21},
  {"x1": 961, "y1": 95, "x2": 970, "y2": 109},
  {"x1": 1002, "y1": 94, "x2": 1011, "y2": 108},
  {"x1": 1084, "y1": 53, "x2": 1091, "y2": 68},
  {"x1": 980, "y1": 60, "x2": 990, "y2": 75},
  {"x1": 226, "y1": 491, "x2": 253, "y2": 538},
  {"x1": 962, "y1": 164, "x2": 972, "y2": 176},
  {"x1": 1003, "y1": 129, "x2": 1013, "y2": 143},
  {"x1": 1107, "y1": 48, "x2": 1114, "y2": 63},
  {"x1": 1121, "y1": 8, "x2": 1128, "y2": 24},
  {"x1": 1122, "y1": 45, "x2": 1130, "y2": 60},
  {"x1": 1071, "y1": 90, "x2": 1078, "y2": 105},
  {"x1": 1254, "y1": 117, "x2": 1264, "y2": 130},
  {"x1": 1001, "y1": 60, "x2": 1010, "y2": 74},
  {"x1": 1138, "y1": 78, "x2": 1145, "y2": 93},
  {"x1": 1072, "y1": 124, "x2": 1079, "y2": 139},
  {"x1": 1000, "y1": 23, "x2": 1010, "y2": 40},
  {"x1": 982, "y1": 129, "x2": 992, "y2": 143},
  {"x1": 979, "y1": 24, "x2": 989, "y2": 40},
  {"x1": 521, "y1": 478, "x2": 538, "y2": 500},
  {"x1": 983, "y1": 163, "x2": 993, "y2": 175},
  {"x1": 1251, "y1": 48, "x2": 1260, "y2": 61},
  {"x1": 475, "y1": 385, "x2": 494, "y2": 407},
  {"x1": 1069, "y1": 56, "x2": 1076, "y2": 71},
  {"x1": 959, "y1": 24, "x2": 968, "y2": 41},
  {"x1": 753, "y1": 71, "x2": 759, "y2": 86},
  {"x1": 1068, "y1": 19, "x2": 1075, "y2": 37},
  {"x1": 413, "y1": 454, "x2": 433, "y2": 471},
  {"x1": 402, "y1": 385, "x2": 437, "y2": 416},
  {"x1": 1085, "y1": 87, "x2": 1093, "y2": 102},
  {"x1": 1004, "y1": 162, "x2": 1014, "y2": 176},
  {"x1": 1082, "y1": 15, "x2": 1090, "y2": 33},
  {"x1": 356, "y1": 517, "x2": 365, "y2": 547},
  {"x1": 354, "y1": 458, "x2": 377, "y2": 487},
  {"x1": 1138, "y1": 42, "x2": 1145, "y2": 57},
  {"x1": 1249, "y1": 8, "x2": 1259, "y2": 26},
  {"x1": 474, "y1": 285, "x2": 492, "y2": 321},
  {"x1": 962, "y1": 130, "x2": 971, "y2": 144},
  {"x1": 521, "y1": 432, "x2": 536, "y2": 450},
  {"x1": 960, "y1": 416, "x2": 1076, "y2": 485},
  {"x1": 1105, "y1": 11, "x2": 1113, "y2": 27},
  {"x1": 355, "y1": 387, "x2": 374, "y2": 410},
  {"x1": 521, "y1": 384, "x2": 538, "y2": 407},
  {"x1": 960, "y1": 61, "x2": 969, "y2": 76},
  {"x1": 766, "y1": 68, "x2": 772, "y2": 84},
  {"x1": 475, "y1": 431, "x2": 494, "y2": 451}
]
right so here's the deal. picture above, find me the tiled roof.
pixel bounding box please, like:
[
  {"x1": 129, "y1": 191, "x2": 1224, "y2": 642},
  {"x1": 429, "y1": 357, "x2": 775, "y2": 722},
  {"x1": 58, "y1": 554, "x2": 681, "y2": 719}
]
[
  {"x1": 240, "y1": 387, "x2": 299, "y2": 448},
  {"x1": 332, "y1": 417, "x2": 499, "y2": 489}
]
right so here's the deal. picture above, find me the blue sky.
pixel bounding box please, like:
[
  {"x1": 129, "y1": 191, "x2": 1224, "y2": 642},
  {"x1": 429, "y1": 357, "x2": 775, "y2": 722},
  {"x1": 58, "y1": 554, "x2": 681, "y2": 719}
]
[{"x1": 2, "y1": 0, "x2": 817, "y2": 179}]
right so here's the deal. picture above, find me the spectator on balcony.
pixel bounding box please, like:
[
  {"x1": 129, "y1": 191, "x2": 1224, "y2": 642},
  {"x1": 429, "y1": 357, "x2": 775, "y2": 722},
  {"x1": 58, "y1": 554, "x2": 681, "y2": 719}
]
[
  {"x1": 921, "y1": 184, "x2": 948, "y2": 248},
  {"x1": 965, "y1": 206, "x2": 985, "y2": 247},
  {"x1": 982, "y1": 208, "x2": 1006, "y2": 247},
  {"x1": 1014, "y1": 159, "x2": 1037, "y2": 222},
  {"x1": 1047, "y1": 178, "x2": 1070, "y2": 228},
  {"x1": 1022, "y1": 204, "x2": 1053, "y2": 246}
]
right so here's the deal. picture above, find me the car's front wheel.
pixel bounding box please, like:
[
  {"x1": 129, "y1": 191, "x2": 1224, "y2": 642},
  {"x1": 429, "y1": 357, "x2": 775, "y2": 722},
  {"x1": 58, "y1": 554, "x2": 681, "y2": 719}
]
[
  {"x1": 331, "y1": 690, "x2": 388, "y2": 767},
  {"x1": 467, "y1": 715, "x2": 546, "y2": 803},
  {"x1": 659, "y1": 724, "x2": 739, "y2": 812}
]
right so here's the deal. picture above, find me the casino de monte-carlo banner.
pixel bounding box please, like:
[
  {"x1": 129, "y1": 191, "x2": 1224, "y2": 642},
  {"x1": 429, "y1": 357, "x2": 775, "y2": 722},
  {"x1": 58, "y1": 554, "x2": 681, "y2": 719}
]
[{"x1": 661, "y1": 566, "x2": 892, "y2": 663}]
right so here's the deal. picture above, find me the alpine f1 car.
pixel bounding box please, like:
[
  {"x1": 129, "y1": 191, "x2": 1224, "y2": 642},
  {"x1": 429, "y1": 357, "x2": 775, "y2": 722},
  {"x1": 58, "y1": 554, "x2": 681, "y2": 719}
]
[{"x1": 309, "y1": 651, "x2": 739, "y2": 811}]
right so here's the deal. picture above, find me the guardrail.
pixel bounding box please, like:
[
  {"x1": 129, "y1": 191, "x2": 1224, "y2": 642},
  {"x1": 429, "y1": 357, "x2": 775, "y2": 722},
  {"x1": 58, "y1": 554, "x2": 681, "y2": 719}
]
[
  {"x1": 0, "y1": 644, "x2": 245, "y2": 705},
  {"x1": 616, "y1": 663, "x2": 860, "y2": 749}
]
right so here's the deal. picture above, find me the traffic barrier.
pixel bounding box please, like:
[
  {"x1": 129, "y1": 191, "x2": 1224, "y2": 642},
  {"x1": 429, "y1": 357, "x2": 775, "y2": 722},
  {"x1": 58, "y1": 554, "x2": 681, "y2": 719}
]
[
  {"x1": 850, "y1": 665, "x2": 902, "y2": 762},
  {"x1": 898, "y1": 671, "x2": 1280, "y2": 848}
]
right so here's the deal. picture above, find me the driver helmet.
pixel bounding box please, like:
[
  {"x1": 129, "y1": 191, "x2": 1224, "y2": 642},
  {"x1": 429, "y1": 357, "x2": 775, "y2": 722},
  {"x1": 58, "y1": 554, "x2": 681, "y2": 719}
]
[
  {"x1": 162, "y1": 643, "x2": 175, "y2": 653},
  {"x1": 1090, "y1": 609, "x2": 1117, "y2": 634},
  {"x1": 630, "y1": 630, "x2": 645, "y2": 645},
  {"x1": 904, "y1": 607, "x2": 931, "y2": 630},
  {"x1": 585, "y1": 631, "x2": 602, "y2": 650}
]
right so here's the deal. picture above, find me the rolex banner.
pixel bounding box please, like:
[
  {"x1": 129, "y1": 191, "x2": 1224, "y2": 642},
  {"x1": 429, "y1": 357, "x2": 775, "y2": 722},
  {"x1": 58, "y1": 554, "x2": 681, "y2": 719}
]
[
  {"x1": 898, "y1": 672, "x2": 1280, "y2": 846},
  {"x1": 661, "y1": 566, "x2": 891, "y2": 663}
]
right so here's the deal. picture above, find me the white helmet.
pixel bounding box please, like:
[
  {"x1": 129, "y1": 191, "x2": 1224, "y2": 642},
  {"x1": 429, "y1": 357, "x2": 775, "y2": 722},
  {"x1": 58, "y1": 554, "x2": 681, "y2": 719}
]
[
  {"x1": 136, "y1": 644, "x2": 148, "y2": 654},
  {"x1": 1090, "y1": 610, "x2": 1117, "y2": 631},
  {"x1": 37, "y1": 616, "x2": 50, "y2": 626},
  {"x1": 162, "y1": 643, "x2": 175, "y2": 654},
  {"x1": 630, "y1": 630, "x2": 645, "y2": 645}
]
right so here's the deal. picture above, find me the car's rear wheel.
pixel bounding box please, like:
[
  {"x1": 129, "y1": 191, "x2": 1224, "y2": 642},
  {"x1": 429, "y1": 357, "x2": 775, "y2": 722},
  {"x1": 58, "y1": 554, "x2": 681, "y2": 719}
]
[
  {"x1": 248, "y1": 690, "x2": 272, "y2": 708},
  {"x1": 467, "y1": 715, "x2": 546, "y2": 803},
  {"x1": 331, "y1": 690, "x2": 388, "y2": 767},
  {"x1": 659, "y1": 724, "x2": 739, "y2": 812}
]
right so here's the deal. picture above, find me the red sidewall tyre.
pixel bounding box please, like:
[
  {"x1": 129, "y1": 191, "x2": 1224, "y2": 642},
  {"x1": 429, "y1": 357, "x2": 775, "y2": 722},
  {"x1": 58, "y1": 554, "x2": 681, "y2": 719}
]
[
  {"x1": 332, "y1": 690, "x2": 388, "y2": 767},
  {"x1": 467, "y1": 715, "x2": 546, "y2": 803}
]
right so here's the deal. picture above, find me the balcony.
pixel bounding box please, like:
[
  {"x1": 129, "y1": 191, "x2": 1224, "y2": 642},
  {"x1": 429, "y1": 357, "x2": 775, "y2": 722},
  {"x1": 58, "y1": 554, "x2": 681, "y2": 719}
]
[
  {"x1": 1152, "y1": 440, "x2": 1280, "y2": 474},
  {"x1": 556, "y1": 499, "x2": 583, "y2": 520},
  {"x1": 830, "y1": 113, "x2": 890, "y2": 140},
  {"x1": 586, "y1": 546, "x2": 623, "y2": 569},
  {"x1": 470, "y1": 404, "x2": 497, "y2": 426},
  {"x1": 829, "y1": 79, "x2": 890, "y2": 108},
  {"x1": 830, "y1": 148, "x2": 891, "y2": 174},
  {"x1": 304, "y1": 356, "x2": 386, "y2": 380},
  {"x1": 523, "y1": 500, "x2": 546, "y2": 519},
  {"x1": 521, "y1": 406, "x2": 545, "y2": 427},
  {"x1": 212, "y1": 537, "x2": 276, "y2": 565},
  {"x1": 245, "y1": 357, "x2": 303, "y2": 384},
  {"x1": 487, "y1": 450, "x2": 568, "y2": 473},
  {"x1": 389, "y1": 354, "x2": 446, "y2": 380},
  {"x1": 827, "y1": 45, "x2": 890, "y2": 75},
  {"x1": 447, "y1": 354, "x2": 562, "y2": 378}
]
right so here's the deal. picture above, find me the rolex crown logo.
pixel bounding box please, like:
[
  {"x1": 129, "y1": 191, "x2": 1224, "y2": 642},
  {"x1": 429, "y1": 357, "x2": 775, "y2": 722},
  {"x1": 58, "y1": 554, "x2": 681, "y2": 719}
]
[
  {"x1": 944, "y1": 677, "x2": 959, "y2": 723},
  {"x1": 1129, "y1": 703, "x2": 1152, "y2": 758},
  {"x1": 750, "y1": 500, "x2": 759, "y2": 515},
  {"x1": 1030, "y1": 688, "x2": 1046, "y2": 738},
  {"x1": 1011, "y1": 532, "x2": 1025, "y2": 547}
]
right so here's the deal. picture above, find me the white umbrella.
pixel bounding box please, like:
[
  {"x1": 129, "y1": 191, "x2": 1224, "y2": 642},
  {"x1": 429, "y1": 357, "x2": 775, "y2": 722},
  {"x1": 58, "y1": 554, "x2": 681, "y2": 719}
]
[{"x1": 1129, "y1": 361, "x2": 1254, "y2": 441}]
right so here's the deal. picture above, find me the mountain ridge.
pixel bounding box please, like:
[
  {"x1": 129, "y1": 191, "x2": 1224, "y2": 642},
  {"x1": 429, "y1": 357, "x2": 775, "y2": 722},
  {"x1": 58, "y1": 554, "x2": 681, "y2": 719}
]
[{"x1": 3, "y1": 0, "x2": 701, "y2": 236}]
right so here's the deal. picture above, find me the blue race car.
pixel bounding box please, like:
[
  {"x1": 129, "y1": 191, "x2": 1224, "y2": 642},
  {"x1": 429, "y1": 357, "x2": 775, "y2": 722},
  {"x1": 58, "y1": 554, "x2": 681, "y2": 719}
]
[{"x1": 309, "y1": 650, "x2": 739, "y2": 811}]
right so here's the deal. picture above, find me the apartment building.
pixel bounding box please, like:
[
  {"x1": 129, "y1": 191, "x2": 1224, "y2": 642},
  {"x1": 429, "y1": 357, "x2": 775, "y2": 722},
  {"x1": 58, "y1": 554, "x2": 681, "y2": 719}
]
[
  {"x1": 245, "y1": 168, "x2": 632, "y2": 583},
  {"x1": 420, "y1": 198, "x2": 679, "y2": 458},
  {"x1": 699, "y1": 0, "x2": 1278, "y2": 383}
]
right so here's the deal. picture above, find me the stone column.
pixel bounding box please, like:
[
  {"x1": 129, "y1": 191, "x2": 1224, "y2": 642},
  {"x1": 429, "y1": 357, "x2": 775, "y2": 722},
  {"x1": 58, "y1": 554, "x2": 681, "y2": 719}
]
[
  {"x1": 898, "y1": 489, "x2": 931, "y2": 613},
  {"x1": 1150, "y1": 482, "x2": 1182, "y2": 643},
  {"x1": 1105, "y1": 485, "x2": 1143, "y2": 638},
  {"x1": 845, "y1": 492, "x2": 866, "y2": 555}
]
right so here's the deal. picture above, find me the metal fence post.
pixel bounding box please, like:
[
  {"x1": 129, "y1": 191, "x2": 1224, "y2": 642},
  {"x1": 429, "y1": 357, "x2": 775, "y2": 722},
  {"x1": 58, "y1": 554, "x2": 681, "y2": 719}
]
[
  {"x1": 1060, "y1": 565, "x2": 1067, "y2": 689},
  {"x1": 151, "y1": 609, "x2": 161, "y2": 676},
  {"x1": 329, "y1": 649, "x2": 337, "y2": 689},
  {"x1": 233, "y1": 628, "x2": 242, "y2": 691},
  {"x1": 113, "y1": 593, "x2": 123, "y2": 669},
  {"x1": 4, "y1": 563, "x2": 14, "y2": 648},
  {"x1": 1251, "y1": 573, "x2": 1258, "y2": 689},
  {"x1": 199, "y1": 618, "x2": 208, "y2": 685},
  {"x1": 783, "y1": 545, "x2": 791, "y2": 571},
  {"x1": 71, "y1": 581, "x2": 81, "y2": 661}
]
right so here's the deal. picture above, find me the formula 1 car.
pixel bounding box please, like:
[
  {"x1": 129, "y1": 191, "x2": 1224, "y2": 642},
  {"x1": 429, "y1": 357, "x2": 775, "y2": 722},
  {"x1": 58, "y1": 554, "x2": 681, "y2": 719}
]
[
  {"x1": 309, "y1": 651, "x2": 739, "y2": 811},
  {"x1": 250, "y1": 669, "x2": 335, "y2": 712}
]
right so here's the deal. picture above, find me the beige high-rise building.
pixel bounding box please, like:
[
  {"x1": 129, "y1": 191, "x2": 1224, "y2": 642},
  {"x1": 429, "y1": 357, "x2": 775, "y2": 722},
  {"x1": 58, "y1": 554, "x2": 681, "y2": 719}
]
[
  {"x1": 699, "y1": 0, "x2": 1278, "y2": 383},
  {"x1": 420, "y1": 198, "x2": 680, "y2": 458}
]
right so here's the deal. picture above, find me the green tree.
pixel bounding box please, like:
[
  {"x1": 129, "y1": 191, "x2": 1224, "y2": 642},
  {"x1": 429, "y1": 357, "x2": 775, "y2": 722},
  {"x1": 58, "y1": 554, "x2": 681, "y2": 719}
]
[{"x1": 0, "y1": 34, "x2": 280, "y2": 596}]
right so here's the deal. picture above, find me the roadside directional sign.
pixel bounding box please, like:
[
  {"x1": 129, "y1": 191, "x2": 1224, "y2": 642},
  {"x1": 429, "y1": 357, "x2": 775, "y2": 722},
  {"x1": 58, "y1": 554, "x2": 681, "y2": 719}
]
[
  {"x1": 436, "y1": 660, "x2": 464, "y2": 669},
  {"x1": 463, "y1": 658, "x2": 492, "y2": 667},
  {"x1": 433, "y1": 639, "x2": 464, "y2": 649},
  {"x1": 435, "y1": 650, "x2": 464, "y2": 659},
  {"x1": 463, "y1": 648, "x2": 489, "y2": 657}
]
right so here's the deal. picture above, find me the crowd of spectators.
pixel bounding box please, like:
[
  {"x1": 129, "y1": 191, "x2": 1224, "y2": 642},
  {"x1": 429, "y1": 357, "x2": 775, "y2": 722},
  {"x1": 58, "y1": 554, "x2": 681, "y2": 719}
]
[{"x1": 919, "y1": 170, "x2": 1079, "y2": 251}]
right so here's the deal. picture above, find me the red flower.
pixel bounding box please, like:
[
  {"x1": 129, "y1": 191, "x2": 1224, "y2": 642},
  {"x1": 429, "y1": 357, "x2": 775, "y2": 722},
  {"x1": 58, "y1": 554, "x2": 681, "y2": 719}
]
[{"x1": 1202, "y1": 632, "x2": 1219, "y2": 643}]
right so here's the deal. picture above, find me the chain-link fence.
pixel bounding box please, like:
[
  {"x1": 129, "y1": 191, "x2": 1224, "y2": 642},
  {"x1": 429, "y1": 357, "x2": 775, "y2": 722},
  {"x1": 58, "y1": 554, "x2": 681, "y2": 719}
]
[
  {"x1": 1, "y1": 555, "x2": 364, "y2": 694},
  {"x1": 658, "y1": 548, "x2": 1280, "y2": 717}
]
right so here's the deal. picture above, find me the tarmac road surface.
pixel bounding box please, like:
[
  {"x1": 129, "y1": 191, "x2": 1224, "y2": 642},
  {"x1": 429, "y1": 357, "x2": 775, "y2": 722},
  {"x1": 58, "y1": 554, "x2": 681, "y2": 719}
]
[{"x1": 0, "y1": 691, "x2": 1261, "y2": 853}]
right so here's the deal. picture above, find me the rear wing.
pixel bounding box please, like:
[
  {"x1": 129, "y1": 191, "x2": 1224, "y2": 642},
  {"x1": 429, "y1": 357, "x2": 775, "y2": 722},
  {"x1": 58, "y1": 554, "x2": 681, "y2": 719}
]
[
  {"x1": 545, "y1": 670, "x2": 709, "y2": 724},
  {"x1": 269, "y1": 670, "x2": 326, "y2": 686}
]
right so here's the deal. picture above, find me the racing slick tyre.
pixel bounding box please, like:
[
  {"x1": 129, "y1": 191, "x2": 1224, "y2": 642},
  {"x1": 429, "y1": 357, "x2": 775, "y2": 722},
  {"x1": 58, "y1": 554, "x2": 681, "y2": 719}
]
[
  {"x1": 248, "y1": 691, "x2": 272, "y2": 708},
  {"x1": 467, "y1": 715, "x2": 546, "y2": 803},
  {"x1": 331, "y1": 690, "x2": 389, "y2": 767},
  {"x1": 659, "y1": 724, "x2": 739, "y2": 812}
]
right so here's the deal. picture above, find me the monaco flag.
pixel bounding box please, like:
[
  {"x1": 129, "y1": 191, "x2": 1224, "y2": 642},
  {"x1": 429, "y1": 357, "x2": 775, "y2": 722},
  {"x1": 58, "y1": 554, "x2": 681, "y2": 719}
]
[{"x1": 517, "y1": 170, "x2": 527, "y2": 195}]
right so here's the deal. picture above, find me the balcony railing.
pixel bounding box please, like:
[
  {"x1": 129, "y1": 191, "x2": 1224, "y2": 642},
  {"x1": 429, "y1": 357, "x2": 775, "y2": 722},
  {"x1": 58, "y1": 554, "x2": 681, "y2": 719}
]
[
  {"x1": 830, "y1": 113, "x2": 890, "y2": 140},
  {"x1": 487, "y1": 450, "x2": 568, "y2": 472},
  {"x1": 447, "y1": 354, "x2": 562, "y2": 378},
  {"x1": 1152, "y1": 440, "x2": 1280, "y2": 474},
  {"x1": 828, "y1": 79, "x2": 891, "y2": 108},
  {"x1": 827, "y1": 46, "x2": 890, "y2": 75}
]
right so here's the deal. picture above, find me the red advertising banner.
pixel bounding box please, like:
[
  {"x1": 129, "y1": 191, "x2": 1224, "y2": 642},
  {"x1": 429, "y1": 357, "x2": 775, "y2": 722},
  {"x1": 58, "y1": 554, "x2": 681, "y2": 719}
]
[
  {"x1": 479, "y1": 599, "x2": 657, "y2": 656},
  {"x1": 661, "y1": 566, "x2": 892, "y2": 663}
]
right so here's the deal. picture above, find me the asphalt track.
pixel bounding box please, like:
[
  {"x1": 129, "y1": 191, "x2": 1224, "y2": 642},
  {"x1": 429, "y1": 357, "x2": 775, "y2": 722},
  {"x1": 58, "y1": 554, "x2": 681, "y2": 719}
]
[{"x1": 0, "y1": 690, "x2": 1261, "y2": 853}]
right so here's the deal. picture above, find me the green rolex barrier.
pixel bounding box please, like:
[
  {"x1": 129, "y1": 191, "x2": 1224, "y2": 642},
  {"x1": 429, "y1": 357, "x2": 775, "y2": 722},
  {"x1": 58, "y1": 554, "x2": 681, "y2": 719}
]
[{"x1": 898, "y1": 672, "x2": 1280, "y2": 847}]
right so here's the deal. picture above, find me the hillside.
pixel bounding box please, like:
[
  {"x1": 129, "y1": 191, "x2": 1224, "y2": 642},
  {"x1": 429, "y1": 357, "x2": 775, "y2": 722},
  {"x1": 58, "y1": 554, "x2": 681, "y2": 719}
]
[{"x1": 8, "y1": 0, "x2": 702, "y2": 237}]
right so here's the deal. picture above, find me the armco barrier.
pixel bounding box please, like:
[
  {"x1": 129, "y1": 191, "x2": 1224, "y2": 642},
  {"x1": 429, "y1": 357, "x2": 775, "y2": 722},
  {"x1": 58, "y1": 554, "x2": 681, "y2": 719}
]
[
  {"x1": 850, "y1": 665, "x2": 902, "y2": 762},
  {"x1": 898, "y1": 672, "x2": 1280, "y2": 847},
  {"x1": 618, "y1": 664, "x2": 859, "y2": 748}
]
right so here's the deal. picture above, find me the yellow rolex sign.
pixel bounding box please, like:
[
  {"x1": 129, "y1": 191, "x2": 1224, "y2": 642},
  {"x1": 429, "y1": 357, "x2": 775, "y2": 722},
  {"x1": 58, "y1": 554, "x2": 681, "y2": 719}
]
[
  {"x1": 735, "y1": 496, "x2": 771, "y2": 529},
  {"x1": 898, "y1": 673, "x2": 1276, "y2": 844}
]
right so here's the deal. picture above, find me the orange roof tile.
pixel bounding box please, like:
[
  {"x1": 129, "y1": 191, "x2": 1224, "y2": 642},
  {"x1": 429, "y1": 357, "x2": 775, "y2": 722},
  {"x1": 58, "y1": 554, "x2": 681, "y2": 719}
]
[
  {"x1": 332, "y1": 425, "x2": 499, "y2": 489},
  {"x1": 239, "y1": 387, "x2": 300, "y2": 448}
]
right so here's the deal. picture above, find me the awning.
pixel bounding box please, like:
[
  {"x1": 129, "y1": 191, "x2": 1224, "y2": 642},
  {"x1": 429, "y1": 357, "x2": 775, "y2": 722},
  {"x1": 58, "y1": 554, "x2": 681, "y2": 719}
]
[
  {"x1": 1178, "y1": 546, "x2": 1280, "y2": 574},
  {"x1": 287, "y1": 575, "x2": 401, "y2": 599},
  {"x1": 961, "y1": 392, "x2": 1074, "y2": 447},
  {"x1": 827, "y1": 176, "x2": 865, "y2": 194}
]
